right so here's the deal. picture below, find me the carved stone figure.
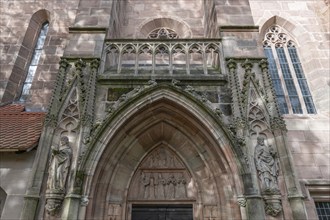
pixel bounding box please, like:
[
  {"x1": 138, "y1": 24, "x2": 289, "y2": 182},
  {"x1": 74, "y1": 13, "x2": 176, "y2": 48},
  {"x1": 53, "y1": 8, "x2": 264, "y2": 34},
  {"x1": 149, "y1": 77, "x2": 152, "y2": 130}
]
[
  {"x1": 155, "y1": 173, "x2": 166, "y2": 199},
  {"x1": 203, "y1": 205, "x2": 219, "y2": 219},
  {"x1": 47, "y1": 136, "x2": 72, "y2": 191},
  {"x1": 108, "y1": 204, "x2": 121, "y2": 220},
  {"x1": 176, "y1": 174, "x2": 187, "y2": 198},
  {"x1": 254, "y1": 136, "x2": 279, "y2": 192},
  {"x1": 148, "y1": 176, "x2": 156, "y2": 199},
  {"x1": 141, "y1": 172, "x2": 150, "y2": 199},
  {"x1": 166, "y1": 174, "x2": 177, "y2": 198}
]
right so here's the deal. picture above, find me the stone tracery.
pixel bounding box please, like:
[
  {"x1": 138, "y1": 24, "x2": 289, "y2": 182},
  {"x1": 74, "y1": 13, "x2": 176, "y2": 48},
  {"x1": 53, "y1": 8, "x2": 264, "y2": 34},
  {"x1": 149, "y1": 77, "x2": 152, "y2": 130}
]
[{"x1": 148, "y1": 27, "x2": 179, "y2": 39}]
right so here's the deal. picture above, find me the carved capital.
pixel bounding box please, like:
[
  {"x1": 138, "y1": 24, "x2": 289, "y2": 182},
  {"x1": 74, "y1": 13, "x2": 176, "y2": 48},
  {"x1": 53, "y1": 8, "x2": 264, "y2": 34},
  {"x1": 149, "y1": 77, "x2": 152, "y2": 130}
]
[
  {"x1": 81, "y1": 196, "x2": 89, "y2": 206},
  {"x1": 237, "y1": 197, "x2": 247, "y2": 207}
]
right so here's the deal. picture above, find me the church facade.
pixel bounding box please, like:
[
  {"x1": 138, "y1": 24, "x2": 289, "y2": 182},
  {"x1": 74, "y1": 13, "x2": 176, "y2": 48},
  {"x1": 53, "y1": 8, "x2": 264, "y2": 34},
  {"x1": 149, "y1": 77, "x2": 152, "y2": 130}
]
[{"x1": 0, "y1": 0, "x2": 329, "y2": 219}]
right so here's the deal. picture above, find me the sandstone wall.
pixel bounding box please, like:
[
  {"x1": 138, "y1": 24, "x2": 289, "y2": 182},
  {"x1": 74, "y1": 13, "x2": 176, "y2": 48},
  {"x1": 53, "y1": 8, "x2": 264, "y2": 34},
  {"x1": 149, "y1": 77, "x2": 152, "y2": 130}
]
[
  {"x1": 0, "y1": 151, "x2": 36, "y2": 219},
  {"x1": 250, "y1": 1, "x2": 330, "y2": 219}
]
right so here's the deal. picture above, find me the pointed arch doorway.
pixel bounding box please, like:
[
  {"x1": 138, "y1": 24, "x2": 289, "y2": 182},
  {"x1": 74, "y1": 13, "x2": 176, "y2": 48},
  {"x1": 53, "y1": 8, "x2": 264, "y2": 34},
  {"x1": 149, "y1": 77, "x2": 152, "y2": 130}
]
[
  {"x1": 84, "y1": 88, "x2": 243, "y2": 220},
  {"x1": 128, "y1": 145, "x2": 195, "y2": 220}
]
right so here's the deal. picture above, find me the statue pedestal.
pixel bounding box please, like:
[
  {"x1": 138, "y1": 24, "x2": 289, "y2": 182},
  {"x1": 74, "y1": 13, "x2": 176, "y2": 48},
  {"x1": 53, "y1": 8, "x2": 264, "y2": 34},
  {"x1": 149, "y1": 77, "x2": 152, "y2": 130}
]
[
  {"x1": 263, "y1": 193, "x2": 282, "y2": 217},
  {"x1": 45, "y1": 190, "x2": 65, "y2": 216}
]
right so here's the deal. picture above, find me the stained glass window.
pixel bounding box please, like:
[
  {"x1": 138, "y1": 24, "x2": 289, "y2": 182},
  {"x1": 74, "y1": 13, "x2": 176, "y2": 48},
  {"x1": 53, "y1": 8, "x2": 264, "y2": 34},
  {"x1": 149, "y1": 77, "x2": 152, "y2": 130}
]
[{"x1": 263, "y1": 25, "x2": 316, "y2": 114}]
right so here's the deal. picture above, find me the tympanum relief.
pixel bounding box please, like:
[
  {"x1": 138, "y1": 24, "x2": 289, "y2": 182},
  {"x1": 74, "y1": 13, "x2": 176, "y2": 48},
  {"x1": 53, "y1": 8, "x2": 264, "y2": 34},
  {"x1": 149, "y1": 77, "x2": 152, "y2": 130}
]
[{"x1": 128, "y1": 146, "x2": 195, "y2": 201}]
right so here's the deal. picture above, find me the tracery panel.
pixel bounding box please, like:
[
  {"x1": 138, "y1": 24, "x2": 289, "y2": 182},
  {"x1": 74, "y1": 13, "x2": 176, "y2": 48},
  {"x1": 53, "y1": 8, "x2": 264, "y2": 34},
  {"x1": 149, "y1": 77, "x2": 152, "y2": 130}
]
[{"x1": 263, "y1": 25, "x2": 316, "y2": 114}]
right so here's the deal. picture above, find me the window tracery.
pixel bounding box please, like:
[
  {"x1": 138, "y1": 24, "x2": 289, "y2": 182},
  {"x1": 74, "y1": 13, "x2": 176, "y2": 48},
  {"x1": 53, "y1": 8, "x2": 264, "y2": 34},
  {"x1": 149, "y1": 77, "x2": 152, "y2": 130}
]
[
  {"x1": 263, "y1": 25, "x2": 316, "y2": 114},
  {"x1": 148, "y1": 28, "x2": 179, "y2": 39}
]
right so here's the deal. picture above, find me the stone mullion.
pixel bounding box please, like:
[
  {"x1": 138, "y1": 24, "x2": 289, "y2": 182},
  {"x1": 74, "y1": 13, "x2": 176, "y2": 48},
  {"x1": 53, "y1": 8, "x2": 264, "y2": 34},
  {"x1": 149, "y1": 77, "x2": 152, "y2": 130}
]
[
  {"x1": 134, "y1": 43, "x2": 139, "y2": 75},
  {"x1": 169, "y1": 44, "x2": 173, "y2": 75},
  {"x1": 117, "y1": 46, "x2": 123, "y2": 74},
  {"x1": 202, "y1": 44, "x2": 208, "y2": 75},
  {"x1": 152, "y1": 43, "x2": 156, "y2": 75},
  {"x1": 186, "y1": 44, "x2": 190, "y2": 75}
]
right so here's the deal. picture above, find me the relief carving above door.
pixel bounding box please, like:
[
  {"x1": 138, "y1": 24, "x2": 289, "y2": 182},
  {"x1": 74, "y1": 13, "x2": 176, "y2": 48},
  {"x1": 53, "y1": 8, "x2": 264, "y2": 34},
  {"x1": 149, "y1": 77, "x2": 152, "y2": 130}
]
[{"x1": 128, "y1": 146, "x2": 196, "y2": 201}]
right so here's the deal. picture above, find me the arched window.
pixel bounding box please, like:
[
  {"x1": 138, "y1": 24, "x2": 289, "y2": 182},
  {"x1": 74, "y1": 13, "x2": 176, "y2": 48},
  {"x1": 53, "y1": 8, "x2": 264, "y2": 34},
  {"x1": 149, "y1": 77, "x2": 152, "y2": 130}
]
[
  {"x1": 19, "y1": 22, "x2": 49, "y2": 101},
  {"x1": 1, "y1": 10, "x2": 50, "y2": 103},
  {"x1": 263, "y1": 25, "x2": 316, "y2": 114}
]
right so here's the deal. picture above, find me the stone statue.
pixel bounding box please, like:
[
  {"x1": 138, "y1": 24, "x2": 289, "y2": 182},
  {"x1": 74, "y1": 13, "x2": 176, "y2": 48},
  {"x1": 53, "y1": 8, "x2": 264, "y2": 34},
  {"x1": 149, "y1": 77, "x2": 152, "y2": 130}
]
[
  {"x1": 141, "y1": 172, "x2": 150, "y2": 198},
  {"x1": 254, "y1": 136, "x2": 279, "y2": 192},
  {"x1": 175, "y1": 174, "x2": 187, "y2": 198},
  {"x1": 47, "y1": 136, "x2": 72, "y2": 191},
  {"x1": 166, "y1": 174, "x2": 177, "y2": 198}
]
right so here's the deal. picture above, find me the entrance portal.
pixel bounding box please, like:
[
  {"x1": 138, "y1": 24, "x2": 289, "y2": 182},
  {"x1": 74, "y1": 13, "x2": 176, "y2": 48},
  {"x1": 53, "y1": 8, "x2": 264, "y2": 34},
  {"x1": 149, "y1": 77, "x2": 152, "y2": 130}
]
[
  {"x1": 132, "y1": 204, "x2": 193, "y2": 220},
  {"x1": 85, "y1": 97, "x2": 243, "y2": 219}
]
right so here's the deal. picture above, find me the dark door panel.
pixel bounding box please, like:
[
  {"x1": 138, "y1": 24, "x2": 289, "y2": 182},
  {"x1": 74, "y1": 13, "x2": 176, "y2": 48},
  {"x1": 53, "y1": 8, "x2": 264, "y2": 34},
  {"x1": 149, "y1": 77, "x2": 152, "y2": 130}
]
[{"x1": 132, "y1": 204, "x2": 193, "y2": 220}]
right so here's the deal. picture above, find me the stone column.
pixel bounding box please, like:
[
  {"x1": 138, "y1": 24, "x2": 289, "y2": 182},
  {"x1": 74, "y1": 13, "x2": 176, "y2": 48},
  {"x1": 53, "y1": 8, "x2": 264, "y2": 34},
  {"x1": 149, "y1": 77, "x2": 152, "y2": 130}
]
[{"x1": 241, "y1": 173, "x2": 266, "y2": 220}]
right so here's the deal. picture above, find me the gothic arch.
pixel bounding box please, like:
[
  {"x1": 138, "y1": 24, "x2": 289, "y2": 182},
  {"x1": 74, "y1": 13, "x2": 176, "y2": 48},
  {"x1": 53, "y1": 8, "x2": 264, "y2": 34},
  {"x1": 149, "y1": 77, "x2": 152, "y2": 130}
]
[
  {"x1": 258, "y1": 16, "x2": 309, "y2": 46},
  {"x1": 258, "y1": 16, "x2": 316, "y2": 69},
  {"x1": 81, "y1": 85, "x2": 244, "y2": 219}
]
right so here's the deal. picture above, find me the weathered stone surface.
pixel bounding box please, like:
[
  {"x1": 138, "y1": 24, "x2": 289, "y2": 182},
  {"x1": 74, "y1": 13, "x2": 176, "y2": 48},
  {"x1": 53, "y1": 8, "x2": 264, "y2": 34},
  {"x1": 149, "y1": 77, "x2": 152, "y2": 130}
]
[{"x1": 0, "y1": 0, "x2": 328, "y2": 220}]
